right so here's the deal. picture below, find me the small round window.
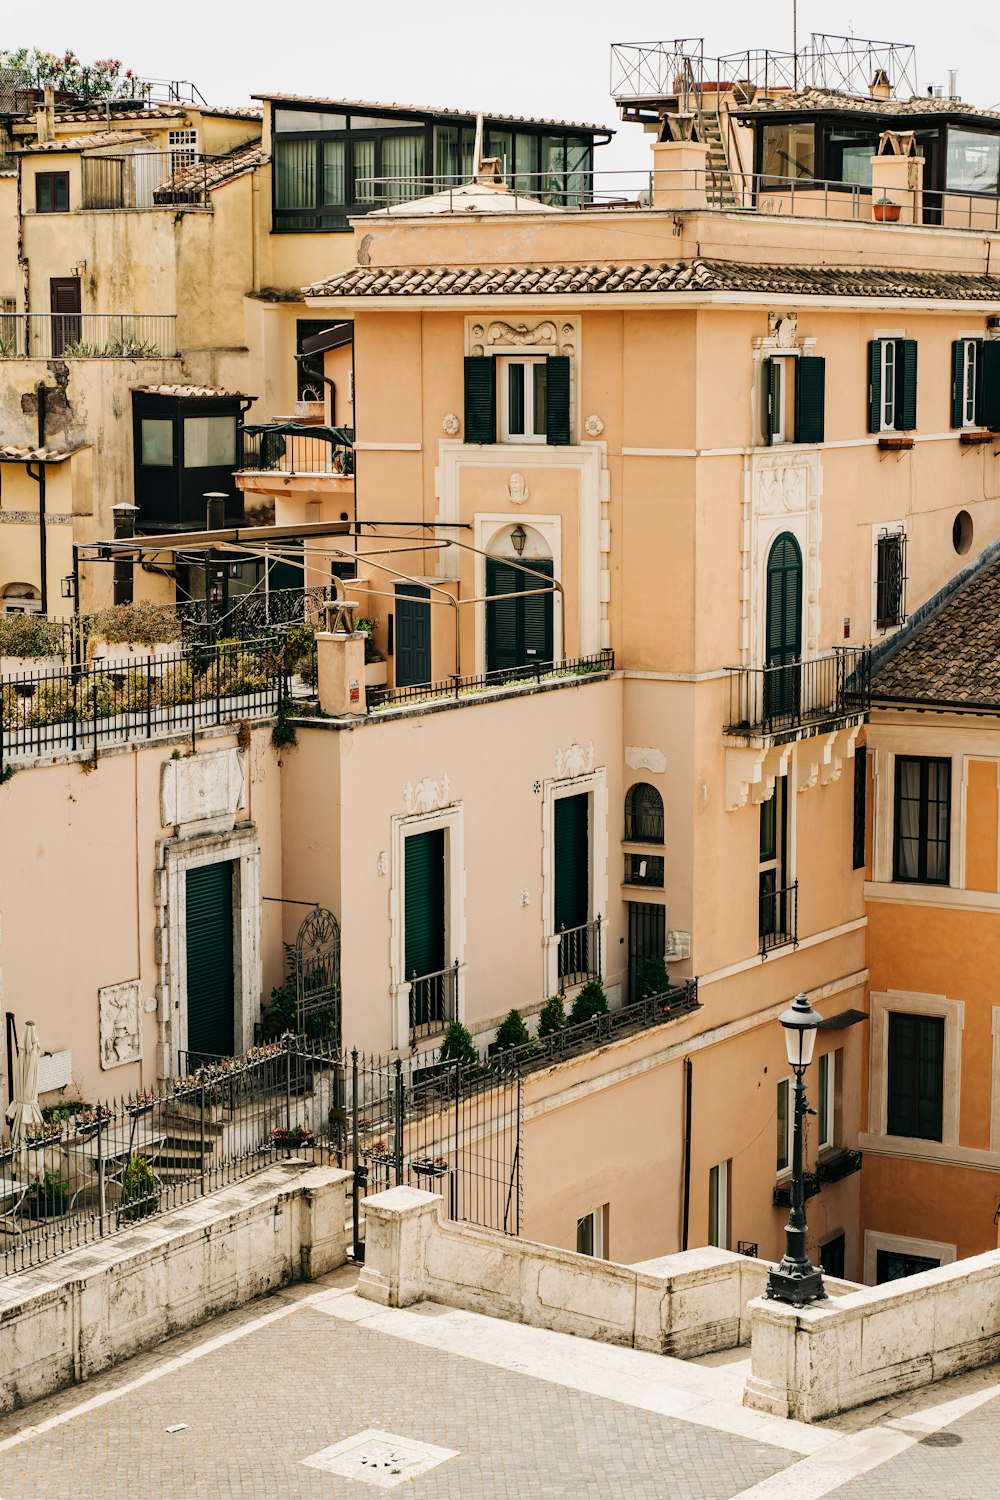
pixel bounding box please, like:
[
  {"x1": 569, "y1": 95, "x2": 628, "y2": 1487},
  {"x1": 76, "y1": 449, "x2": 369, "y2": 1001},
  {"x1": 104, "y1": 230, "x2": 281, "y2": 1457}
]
[{"x1": 953, "y1": 510, "x2": 974, "y2": 555}]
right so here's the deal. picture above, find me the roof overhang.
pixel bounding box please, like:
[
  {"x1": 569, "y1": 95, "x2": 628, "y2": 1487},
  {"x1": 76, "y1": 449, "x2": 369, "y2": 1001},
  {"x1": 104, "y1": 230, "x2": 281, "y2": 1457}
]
[{"x1": 306, "y1": 290, "x2": 1000, "y2": 315}]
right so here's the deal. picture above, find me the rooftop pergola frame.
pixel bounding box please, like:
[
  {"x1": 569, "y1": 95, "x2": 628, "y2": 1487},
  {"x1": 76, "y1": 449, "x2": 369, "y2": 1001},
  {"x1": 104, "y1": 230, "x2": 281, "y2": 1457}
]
[{"x1": 86, "y1": 521, "x2": 565, "y2": 678}]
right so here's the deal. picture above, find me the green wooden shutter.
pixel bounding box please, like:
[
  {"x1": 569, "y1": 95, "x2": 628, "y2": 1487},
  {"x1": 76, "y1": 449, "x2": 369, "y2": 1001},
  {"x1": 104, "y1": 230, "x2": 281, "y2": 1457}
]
[
  {"x1": 852, "y1": 744, "x2": 867, "y2": 870},
  {"x1": 765, "y1": 534, "x2": 802, "y2": 665},
  {"x1": 765, "y1": 358, "x2": 780, "y2": 444},
  {"x1": 404, "y1": 829, "x2": 445, "y2": 979},
  {"x1": 545, "y1": 355, "x2": 571, "y2": 445},
  {"x1": 464, "y1": 356, "x2": 496, "y2": 443},
  {"x1": 867, "y1": 340, "x2": 882, "y2": 433},
  {"x1": 950, "y1": 339, "x2": 965, "y2": 428},
  {"x1": 794, "y1": 356, "x2": 826, "y2": 443},
  {"x1": 980, "y1": 339, "x2": 1000, "y2": 431},
  {"x1": 520, "y1": 558, "x2": 554, "y2": 665},
  {"x1": 185, "y1": 861, "x2": 235, "y2": 1058},
  {"x1": 485, "y1": 558, "x2": 520, "y2": 671},
  {"x1": 896, "y1": 338, "x2": 918, "y2": 431},
  {"x1": 554, "y1": 793, "x2": 589, "y2": 933}
]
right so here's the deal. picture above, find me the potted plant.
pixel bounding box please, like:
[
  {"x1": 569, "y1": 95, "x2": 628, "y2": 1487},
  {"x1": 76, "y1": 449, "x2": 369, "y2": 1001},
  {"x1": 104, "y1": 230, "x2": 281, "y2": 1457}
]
[
  {"x1": 873, "y1": 195, "x2": 901, "y2": 223},
  {"x1": 537, "y1": 994, "x2": 567, "y2": 1038},
  {"x1": 569, "y1": 979, "x2": 609, "y2": 1026},
  {"x1": 492, "y1": 1008, "x2": 530, "y2": 1054},
  {"x1": 27, "y1": 1170, "x2": 70, "y2": 1218},
  {"x1": 356, "y1": 617, "x2": 388, "y2": 687},
  {"x1": 271, "y1": 1122, "x2": 315, "y2": 1149},
  {"x1": 119, "y1": 1155, "x2": 159, "y2": 1222}
]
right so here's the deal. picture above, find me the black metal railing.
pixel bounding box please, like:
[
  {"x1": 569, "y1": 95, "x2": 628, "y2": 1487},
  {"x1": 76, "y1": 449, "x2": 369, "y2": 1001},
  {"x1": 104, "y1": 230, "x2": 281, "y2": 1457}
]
[
  {"x1": 623, "y1": 806, "x2": 664, "y2": 843},
  {"x1": 239, "y1": 426, "x2": 354, "y2": 477},
  {"x1": 557, "y1": 916, "x2": 602, "y2": 992},
  {"x1": 759, "y1": 879, "x2": 798, "y2": 955},
  {"x1": 368, "y1": 649, "x2": 614, "y2": 713},
  {"x1": 725, "y1": 648, "x2": 871, "y2": 739},
  {"x1": 81, "y1": 151, "x2": 214, "y2": 210},
  {"x1": 0, "y1": 638, "x2": 304, "y2": 773},
  {"x1": 624, "y1": 853, "x2": 664, "y2": 887},
  {"x1": 493, "y1": 981, "x2": 700, "y2": 1076},
  {"x1": 0, "y1": 312, "x2": 177, "y2": 359},
  {"x1": 408, "y1": 961, "x2": 460, "y2": 1046}
]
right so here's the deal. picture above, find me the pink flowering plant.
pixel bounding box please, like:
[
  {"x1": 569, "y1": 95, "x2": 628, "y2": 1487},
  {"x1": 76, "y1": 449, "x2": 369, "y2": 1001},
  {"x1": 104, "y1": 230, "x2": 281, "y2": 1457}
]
[{"x1": 0, "y1": 48, "x2": 141, "y2": 102}]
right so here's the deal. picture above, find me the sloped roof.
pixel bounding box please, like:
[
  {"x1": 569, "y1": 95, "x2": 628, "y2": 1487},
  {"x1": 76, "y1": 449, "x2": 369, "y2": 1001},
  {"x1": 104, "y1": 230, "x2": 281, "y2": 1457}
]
[
  {"x1": 48, "y1": 104, "x2": 188, "y2": 123},
  {"x1": 872, "y1": 543, "x2": 1000, "y2": 709},
  {"x1": 737, "y1": 86, "x2": 1000, "y2": 125},
  {"x1": 19, "y1": 130, "x2": 148, "y2": 154},
  {"x1": 133, "y1": 384, "x2": 251, "y2": 398},
  {"x1": 305, "y1": 257, "x2": 1000, "y2": 301},
  {"x1": 368, "y1": 180, "x2": 561, "y2": 218},
  {"x1": 154, "y1": 141, "x2": 262, "y2": 196},
  {"x1": 254, "y1": 92, "x2": 613, "y2": 133},
  {"x1": 0, "y1": 443, "x2": 85, "y2": 463}
]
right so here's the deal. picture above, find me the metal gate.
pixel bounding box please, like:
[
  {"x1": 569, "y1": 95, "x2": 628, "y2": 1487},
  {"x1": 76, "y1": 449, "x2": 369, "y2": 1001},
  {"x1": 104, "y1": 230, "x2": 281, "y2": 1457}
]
[
  {"x1": 346, "y1": 1049, "x2": 522, "y2": 1259},
  {"x1": 295, "y1": 905, "x2": 341, "y2": 1041}
]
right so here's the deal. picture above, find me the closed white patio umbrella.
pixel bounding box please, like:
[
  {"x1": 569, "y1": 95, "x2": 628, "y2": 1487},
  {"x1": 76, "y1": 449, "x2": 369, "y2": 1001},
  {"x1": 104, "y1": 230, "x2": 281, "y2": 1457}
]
[{"x1": 6, "y1": 1020, "x2": 44, "y2": 1175}]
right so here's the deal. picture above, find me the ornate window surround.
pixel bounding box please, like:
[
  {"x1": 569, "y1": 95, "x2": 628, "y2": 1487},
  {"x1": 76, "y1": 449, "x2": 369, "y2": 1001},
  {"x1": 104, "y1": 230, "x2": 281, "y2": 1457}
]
[
  {"x1": 540, "y1": 756, "x2": 608, "y2": 996},
  {"x1": 863, "y1": 987, "x2": 963, "y2": 1151},
  {"x1": 389, "y1": 800, "x2": 466, "y2": 1051}
]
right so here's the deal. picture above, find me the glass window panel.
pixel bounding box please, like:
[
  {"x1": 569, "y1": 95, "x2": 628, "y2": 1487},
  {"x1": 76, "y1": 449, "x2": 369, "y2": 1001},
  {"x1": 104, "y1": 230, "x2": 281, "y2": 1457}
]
[
  {"x1": 895, "y1": 758, "x2": 922, "y2": 879},
  {"x1": 353, "y1": 139, "x2": 376, "y2": 202},
  {"x1": 322, "y1": 141, "x2": 345, "y2": 204},
  {"x1": 141, "y1": 418, "x2": 173, "y2": 466},
  {"x1": 761, "y1": 122, "x2": 815, "y2": 186},
  {"x1": 576, "y1": 1213, "x2": 595, "y2": 1255},
  {"x1": 184, "y1": 415, "x2": 236, "y2": 468},
  {"x1": 514, "y1": 133, "x2": 539, "y2": 195},
  {"x1": 533, "y1": 361, "x2": 548, "y2": 435},
  {"x1": 434, "y1": 124, "x2": 461, "y2": 186},
  {"x1": 759, "y1": 795, "x2": 777, "y2": 862},
  {"x1": 776, "y1": 1079, "x2": 789, "y2": 1171},
  {"x1": 818, "y1": 1055, "x2": 831, "y2": 1146},
  {"x1": 462, "y1": 131, "x2": 475, "y2": 182},
  {"x1": 964, "y1": 340, "x2": 978, "y2": 423},
  {"x1": 947, "y1": 128, "x2": 1000, "y2": 193},
  {"x1": 274, "y1": 109, "x2": 346, "y2": 132},
  {"x1": 487, "y1": 130, "x2": 512, "y2": 174},
  {"x1": 507, "y1": 362, "x2": 525, "y2": 435},
  {"x1": 825, "y1": 128, "x2": 878, "y2": 186},
  {"x1": 381, "y1": 133, "x2": 425, "y2": 203},
  {"x1": 274, "y1": 138, "x2": 316, "y2": 210},
  {"x1": 348, "y1": 114, "x2": 421, "y2": 130}
]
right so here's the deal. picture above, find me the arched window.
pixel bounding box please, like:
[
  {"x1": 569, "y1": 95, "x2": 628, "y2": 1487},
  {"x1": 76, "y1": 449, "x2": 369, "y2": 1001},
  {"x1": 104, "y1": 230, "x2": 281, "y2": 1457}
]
[
  {"x1": 624, "y1": 782, "x2": 664, "y2": 844},
  {"x1": 764, "y1": 533, "x2": 803, "y2": 722}
]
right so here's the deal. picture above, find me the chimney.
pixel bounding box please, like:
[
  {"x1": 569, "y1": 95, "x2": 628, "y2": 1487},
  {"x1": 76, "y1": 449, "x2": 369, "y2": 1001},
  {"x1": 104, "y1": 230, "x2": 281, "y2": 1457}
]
[
  {"x1": 869, "y1": 69, "x2": 891, "y2": 101},
  {"x1": 947, "y1": 69, "x2": 959, "y2": 100}
]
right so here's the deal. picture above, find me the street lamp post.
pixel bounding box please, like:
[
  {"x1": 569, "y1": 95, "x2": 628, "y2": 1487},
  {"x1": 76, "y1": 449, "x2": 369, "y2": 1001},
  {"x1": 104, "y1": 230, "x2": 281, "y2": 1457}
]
[{"x1": 766, "y1": 992, "x2": 827, "y2": 1307}]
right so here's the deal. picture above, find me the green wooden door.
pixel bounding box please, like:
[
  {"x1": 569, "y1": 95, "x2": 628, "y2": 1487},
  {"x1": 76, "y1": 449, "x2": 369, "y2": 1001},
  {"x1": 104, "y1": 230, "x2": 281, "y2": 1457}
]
[
  {"x1": 404, "y1": 829, "x2": 445, "y2": 980},
  {"x1": 764, "y1": 532, "x2": 802, "y2": 722},
  {"x1": 485, "y1": 557, "x2": 554, "y2": 673},
  {"x1": 554, "y1": 793, "x2": 589, "y2": 933},
  {"x1": 185, "y1": 861, "x2": 235, "y2": 1058}
]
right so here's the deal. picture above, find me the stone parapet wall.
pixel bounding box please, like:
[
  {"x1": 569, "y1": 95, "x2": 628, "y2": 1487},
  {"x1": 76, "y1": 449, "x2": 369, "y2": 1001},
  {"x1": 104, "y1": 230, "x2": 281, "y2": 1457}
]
[
  {"x1": 0, "y1": 1163, "x2": 351, "y2": 1414},
  {"x1": 357, "y1": 1185, "x2": 766, "y2": 1357}
]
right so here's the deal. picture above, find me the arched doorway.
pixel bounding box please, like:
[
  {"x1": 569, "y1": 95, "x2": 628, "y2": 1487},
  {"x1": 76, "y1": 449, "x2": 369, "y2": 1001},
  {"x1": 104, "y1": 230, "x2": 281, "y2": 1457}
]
[
  {"x1": 764, "y1": 532, "x2": 802, "y2": 721},
  {"x1": 1, "y1": 582, "x2": 42, "y2": 615},
  {"x1": 485, "y1": 524, "x2": 554, "y2": 673}
]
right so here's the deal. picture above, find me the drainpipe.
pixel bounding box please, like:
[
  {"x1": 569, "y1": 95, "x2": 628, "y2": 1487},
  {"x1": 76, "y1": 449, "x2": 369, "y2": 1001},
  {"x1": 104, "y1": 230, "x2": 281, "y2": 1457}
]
[
  {"x1": 25, "y1": 381, "x2": 48, "y2": 613},
  {"x1": 681, "y1": 1055, "x2": 693, "y2": 1250}
]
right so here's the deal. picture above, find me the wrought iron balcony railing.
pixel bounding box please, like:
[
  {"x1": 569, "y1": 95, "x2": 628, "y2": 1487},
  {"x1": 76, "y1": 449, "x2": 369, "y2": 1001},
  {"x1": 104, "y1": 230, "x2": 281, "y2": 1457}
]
[
  {"x1": 0, "y1": 312, "x2": 177, "y2": 359},
  {"x1": 408, "y1": 960, "x2": 460, "y2": 1045},
  {"x1": 725, "y1": 648, "x2": 871, "y2": 740},
  {"x1": 759, "y1": 879, "x2": 798, "y2": 955},
  {"x1": 557, "y1": 916, "x2": 602, "y2": 992},
  {"x1": 239, "y1": 423, "x2": 354, "y2": 477},
  {"x1": 80, "y1": 151, "x2": 216, "y2": 210}
]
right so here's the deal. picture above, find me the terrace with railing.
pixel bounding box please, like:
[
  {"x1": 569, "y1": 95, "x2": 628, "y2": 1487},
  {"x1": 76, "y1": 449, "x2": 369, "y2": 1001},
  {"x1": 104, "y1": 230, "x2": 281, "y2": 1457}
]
[
  {"x1": 0, "y1": 312, "x2": 177, "y2": 359},
  {"x1": 80, "y1": 150, "x2": 221, "y2": 210},
  {"x1": 724, "y1": 648, "x2": 871, "y2": 743},
  {"x1": 238, "y1": 423, "x2": 354, "y2": 478},
  {"x1": 366, "y1": 649, "x2": 615, "y2": 714}
]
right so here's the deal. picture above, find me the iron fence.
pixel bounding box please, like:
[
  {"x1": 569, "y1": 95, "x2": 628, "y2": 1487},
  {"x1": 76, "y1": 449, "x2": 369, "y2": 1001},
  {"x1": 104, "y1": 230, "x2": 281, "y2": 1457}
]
[
  {"x1": 408, "y1": 961, "x2": 460, "y2": 1046},
  {"x1": 493, "y1": 981, "x2": 700, "y2": 1076},
  {"x1": 0, "y1": 312, "x2": 178, "y2": 359},
  {"x1": 558, "y1": 916, "x2": 602, "y2": 992},
  {"x1": 0, "y1": 638, "x2": 303, "y2": 773},
  {"x1": 368, "y1": 648, "x2": 614, "y2": 713},
  {"x1": 240, "y1": 427, "x2": 354, "y2": 476},
  {"x1": 81, "y1": 151, "x2": 214, "y2": 210},
  {"x1": 759, "y1": 879, "x2": 798, "y2": 954},
  {"x1": 725, "y1": 648, "x2": 871, "y2": 739}
]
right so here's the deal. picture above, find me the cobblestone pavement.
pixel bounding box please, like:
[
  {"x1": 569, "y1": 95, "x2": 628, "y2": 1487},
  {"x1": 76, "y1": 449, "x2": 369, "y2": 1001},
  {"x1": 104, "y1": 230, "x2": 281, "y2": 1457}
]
[
  {"x1": 827, "y1": 1388, "x2": 1000, "y2": 1499},
  {"x1": 0, "y1": 1285, "x2": 794, "y2": 1500}
]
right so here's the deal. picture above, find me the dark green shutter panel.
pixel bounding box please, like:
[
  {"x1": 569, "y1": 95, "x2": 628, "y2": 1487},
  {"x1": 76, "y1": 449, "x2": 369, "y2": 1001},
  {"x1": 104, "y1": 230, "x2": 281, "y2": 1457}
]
[
  {"x1": 464, "y1": 356, "x2": 496, "y2": 443},
  {"x1": 950, "y1": 339, "x2": 965, "y2": 429},
  {"x1": 794, "y1": 356, "x2": 826, "y2": 443},
  {"x1": 867, "y1": 340, "x2": 882, "y2": 433},
  {"x1": 520, "y1": 560, "x2": 554, "y2": 664},
  {"x1": 404, "y1": 829, "x2": 445, "y2": 980},
  {"x1": 185, "y1": 862, "x2": 235, "y2": 1057},
  {"x1": 852, "y1": 745, "x2": 867, "y2": 870},
  {"x1": 765, "y1": 534, "x2": 802, "y2": 665},
  {"x1": 545, "y1": 355, "x2": 571, "y2": 445},
  {"x1": 980, "y1": 339, "x2": 1000, "y2": 431},
  {"x1": 974, "y1": 338, "x2": 986, "y2": 426},
  {"x1": 485, "y1": 558, "x2": 520, "y2": 671},
  {"x1": 765, "y1": 357, "x2": 781, "y2": 444},
  {"x1": 887, "y1": 1013, "x2": 944, "y2": 1141},
  {"x1": 896, "y1": 338, "x2": 918, "y2": 431},
  {"x1": 554, "y1": 793, "x2": 589, "y2": 933},
  {"x1": 486, "y1": 558, "x2": 553, "y2": 672}
]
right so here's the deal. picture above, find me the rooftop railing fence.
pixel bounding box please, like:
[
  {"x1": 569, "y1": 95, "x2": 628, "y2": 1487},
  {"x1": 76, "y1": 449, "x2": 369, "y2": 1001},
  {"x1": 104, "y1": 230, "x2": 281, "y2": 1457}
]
[
  {"x1": 366, "y1": 649, "x2": 615, "y2": 713},
  {"x1": 0, "y1": 313, "x2": 178, "y2": 360}
]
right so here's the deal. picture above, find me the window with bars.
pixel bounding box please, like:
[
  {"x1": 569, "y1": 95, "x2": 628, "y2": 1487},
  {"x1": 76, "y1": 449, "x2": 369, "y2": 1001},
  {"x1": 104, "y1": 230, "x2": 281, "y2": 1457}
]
[
  {"x1": 887, "y1": 1012, "x2": 945, "y2": 1140},
  {"x1": 852, "y1": 745, "x2": 867, "y2": 870},
  {"x1": 624, "y1": 783, "x2": 664, "y2": 843},
  {"x1": 876, "y1": 530, "x2": 907, "y2": 629},
  {"x1": 168, "y1": 128, "x2": 198, "y2": 170},
  {"x1": 893, "y1": 756, "x2": 951, "y2": 884}
]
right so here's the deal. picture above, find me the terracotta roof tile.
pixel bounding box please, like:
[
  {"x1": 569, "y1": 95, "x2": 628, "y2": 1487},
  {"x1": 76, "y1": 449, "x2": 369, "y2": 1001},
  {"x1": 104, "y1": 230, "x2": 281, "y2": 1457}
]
[
  {"x1": 133, "y1": 384, "x2": 251, "y2": 398},
  {"x1": 19, "y1": 130, "x2": 149, "y2": 154},
  {"x1": 0, "y1": 443, "x2": 83, "y2": 463},
  {"x1": 305, "y1": 258, "x2": 1000, "y2": 301},
  {"x1": 872, "y1": 544, "x2": 1000, "y2": 709},
  {"x1": 152, "y1": 142, "x2": 261, "y2": 197},
  {"x1": 737, "y1": 86, "x2": 1000, "y2": 124}
]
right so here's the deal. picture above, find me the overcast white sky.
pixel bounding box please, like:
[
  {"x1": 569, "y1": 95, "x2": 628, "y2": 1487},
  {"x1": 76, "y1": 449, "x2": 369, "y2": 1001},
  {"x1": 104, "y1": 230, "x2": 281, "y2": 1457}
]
[{"x1": 14, "y1": 1, "x2": 1000, "y2": 171}]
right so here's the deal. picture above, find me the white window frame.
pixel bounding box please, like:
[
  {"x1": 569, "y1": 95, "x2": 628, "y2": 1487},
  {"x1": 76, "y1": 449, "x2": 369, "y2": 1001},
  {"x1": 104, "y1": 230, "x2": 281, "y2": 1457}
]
[
  {"x1": 765, "y1": 353, "x2": 798, "y2": 444},
  {"x1": 879, "y1": 338, "x2": 897, "y2": 432},
  {"x1": 708, "y1": 1159, "x2": 729, "y2": 1249},
  {"x1": 776, "y1": 1077, "x2": 792, "y2": 1177},
  {"x1": 389, "y1": 803, "x2": 466, "y2": 1051},
  {"x1": 817, "y1": 1050, "x2": 837, "y2": 1150},
  {"x1": 500, "y1": 356, "x2": 547, "y2": 444},
  {"x1": 960, "y1": 336, "x2": 979, "y2": 428},
  {"x1": 576, "y1": 1206, "x2": 605, "y2": 1258},
  {"x1": 864, "y1": 989, "x2": 963, "y2": 1150},
  {"x1": 168, "y1": 127, "x2": 198, "y2": 170}
]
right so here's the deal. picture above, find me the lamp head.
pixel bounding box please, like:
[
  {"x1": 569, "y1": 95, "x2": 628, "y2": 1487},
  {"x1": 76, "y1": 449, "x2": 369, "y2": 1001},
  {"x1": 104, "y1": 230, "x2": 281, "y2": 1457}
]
[
  {"x1": 779, "y1": 992, "x2": 822, "y2": 1070},
  {"x1": 510, "y1": 524, "x2": 527, "y2": 556}
]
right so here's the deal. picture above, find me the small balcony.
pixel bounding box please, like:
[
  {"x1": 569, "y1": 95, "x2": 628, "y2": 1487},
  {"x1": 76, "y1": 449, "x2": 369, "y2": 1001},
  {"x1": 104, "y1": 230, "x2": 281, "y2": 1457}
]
[
  {"x1": 0, "y1": 312, "x2": 177, "y2": 359},
  {"x1": 236, "y1": 423, "x2": 354, "y2": 497},
  {"x1": 557, "y1": 917, "x2": 602, "y2": 993},
  {"x1": 408, "y1": 961, "x2": 460, "y2": 1046},
  {"x1": 725, "y1": 648, "x2": 871, "y2": 744},
  {"x1": 81, "y1": 151, "x2": 216, "y2": 210},
  {"x1": 759, "y1": 879, "x2": 798, "y2": 956}
]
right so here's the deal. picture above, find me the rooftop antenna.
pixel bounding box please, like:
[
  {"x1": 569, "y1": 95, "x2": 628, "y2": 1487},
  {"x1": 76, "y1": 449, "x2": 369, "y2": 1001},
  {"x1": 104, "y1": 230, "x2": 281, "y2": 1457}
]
[{"x1": 793, "y1": 0, "x2": 798, "y2": 89}]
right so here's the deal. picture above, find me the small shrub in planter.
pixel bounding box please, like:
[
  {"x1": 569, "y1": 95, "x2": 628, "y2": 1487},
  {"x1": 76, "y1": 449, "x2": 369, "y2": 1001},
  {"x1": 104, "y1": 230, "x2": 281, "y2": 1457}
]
[
  {"x1": 569, "y1": 979, "x2": 608, "y2": 1026},
  {"x1": 0, "y1": 612, "x2": 65, "y2": 660},
  {"x1": 27, "y1": 1171, "x2": 69, "y2": 1218},
  {"x1": 439, "y1": 1020, "x2": 478, "y2": 1066},
  {"x1": 537, "y1": 994, "x2": 567, "y2": 1038},
  {"x1": 89, "y1": 602, "x2": 181, "y2": 649},
  {"x1": 494, "y1": 1008, "x2": 530, "y2": 1051},
  {"x1": 636, "y1": 956, "x2": 671, "y2": 1001},
  {"x1": 119, "y1": 1155, "x2": 159, "y2": 1222},
  {"x1": 271, "y1": 1123, "x2": 314, "y2": 1147}
]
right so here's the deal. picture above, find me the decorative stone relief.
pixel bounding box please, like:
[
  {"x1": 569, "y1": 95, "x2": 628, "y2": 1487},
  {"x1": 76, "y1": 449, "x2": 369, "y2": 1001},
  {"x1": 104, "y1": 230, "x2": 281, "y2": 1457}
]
[
  {"x1": 403, "y1": 776, "x2": 451, "y2": 815},
  {"x1": 625, "y1": 746, "x2": 666, "y2": 774},
  {"x1": 584, "y1": 414, "x2": 605, "y2": 437},
  {"x1": 377, "y1": 850, "x2": 389, "y2": 876},
  {"x1": 99, "y1": 980, "x2": 142, "y2": 1069},
  {"x1": 665, "y1": 931, "x2": 692, "y2": 961},
  {"x1": 466, "y1": 315, "x2": 579, "y2": 363},
  {"x1": 555, "y1": 742, "x2": 595, "y2": 779},
  {"x1": 769, "y1": 311, "x2": 799, "y2": 348},
  {"x1": 442, "y1": 413, "x2": 461, "y2": 436},
  {"x1": 505, "y1": 473, "x2": 529, "y2": 504},
  {"x1": 486, "y1": 319, "x2": 557, "y2": 348},
  {"x1": 160, "y1": 749, "x2": 246, "y2": 837}
]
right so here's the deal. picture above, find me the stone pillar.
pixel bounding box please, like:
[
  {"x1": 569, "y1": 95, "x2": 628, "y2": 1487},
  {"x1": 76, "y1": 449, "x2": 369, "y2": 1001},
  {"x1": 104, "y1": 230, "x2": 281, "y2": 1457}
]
[
  {"x1": 357, "y1": 1186, "x2": 441, "y2": 1307},
  {"x1": 870, "y1": 152, "x2": 924, "y2": 225},
  {"x1": 651, "y1": 140, "x2": 710, "y2": 210},
  {"x1": 316, "y1": 629, "x2": 366, "y2": 716}
]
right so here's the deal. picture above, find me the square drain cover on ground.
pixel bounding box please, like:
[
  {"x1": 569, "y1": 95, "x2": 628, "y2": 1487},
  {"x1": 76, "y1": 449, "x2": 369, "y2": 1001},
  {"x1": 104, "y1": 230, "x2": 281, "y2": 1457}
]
[{"x1": 303, "y1": 1430, "x2": 459, "y2": 1488}]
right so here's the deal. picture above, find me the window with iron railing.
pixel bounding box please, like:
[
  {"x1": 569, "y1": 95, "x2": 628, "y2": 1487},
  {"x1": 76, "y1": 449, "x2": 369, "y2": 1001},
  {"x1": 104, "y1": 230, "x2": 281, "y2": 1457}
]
[
  {"x1": 624, "y1": 782, "x2": 664, "y2": 843},
  {"x1": 624, "y1": 853, "x2": 664, "y2": 887},
  {"x1": 876, "y1": 530, "x2": 907, "y2": 629}
]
